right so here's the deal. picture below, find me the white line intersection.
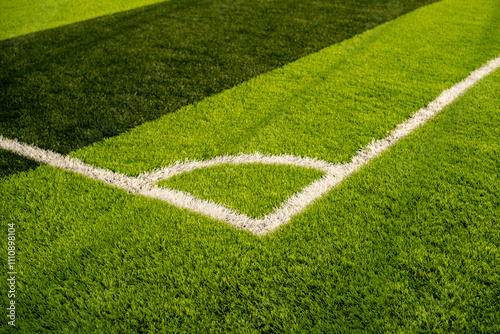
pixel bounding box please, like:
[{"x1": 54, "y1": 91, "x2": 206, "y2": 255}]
[{"x1": 1, "y1": 56, "x2": 499, "y2": 235}]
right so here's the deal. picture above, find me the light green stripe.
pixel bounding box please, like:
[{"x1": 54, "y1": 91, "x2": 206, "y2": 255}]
[
  {"x1": 0, "y1": 0, "x2": 169, "y2": 40},
  {"x1": 72, "y1": 0, "x2": 500, "y2": 176}
]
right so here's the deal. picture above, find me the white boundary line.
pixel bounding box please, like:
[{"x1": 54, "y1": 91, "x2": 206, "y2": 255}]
[{"x1": 1, "y1": 56, "x2": 499, "y2": 235}]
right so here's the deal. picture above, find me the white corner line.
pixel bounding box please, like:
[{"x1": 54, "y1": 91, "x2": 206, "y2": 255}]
[{"x1": 1, "y1": 55, "x2": 499, "y2": 236}]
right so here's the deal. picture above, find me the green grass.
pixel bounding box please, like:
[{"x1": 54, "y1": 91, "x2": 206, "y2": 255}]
[
  {"x1": 72, "y1": 0, "x2": 500, "y2": 175},
  {"x1": 1, "y1": 52, "x2": 498, "y2": 334},
  {"x1": 0, "y1": 0, "x2": 170, "y2": 40},
  {"x1": 1, "y1": 0, "x2": 500, "y2": 332},
  {"x1": 0, "y1": 149, "x2": 39, "y2": 177},
  {"x1": 157, "y1": 163, "x2": 324, "y2": 218},
  {"x1": 0, "y1": 0, "x2": 439, "y2": 178}
]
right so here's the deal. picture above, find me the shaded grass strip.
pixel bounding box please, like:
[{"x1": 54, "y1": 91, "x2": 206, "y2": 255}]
[
  {"x1": 72, "y1": 0, "x2": 500, "y2": 175},
  {"x1": 0, "y1": 149, "x2": 39, "y2": 178},
  {"x1": 0, "y1": 0, "x2": 439, "y2": 176}
]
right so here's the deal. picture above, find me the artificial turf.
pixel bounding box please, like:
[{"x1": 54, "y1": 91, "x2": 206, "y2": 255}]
[
  {"x1": 157, "y1": 163, "x2": 325, "y2": 218},
  {"x1": 1, "y1": 50, "x2": 498, "y2": 334},
  {"x1": 0, "y1": 0, "x2": 439, "y2": 178},
  {"x1": 72, "y1": 0, "x2": 500, "y2": 176},
  {"x1": 0, "y1": 0, "x2": 170, "y2": 40},
  {"x1": 0, "y1": 148, "x2": 39, "y2": 177},
  {"x1": 1, "y1": 0, "x2": 500, "y2": 332}
]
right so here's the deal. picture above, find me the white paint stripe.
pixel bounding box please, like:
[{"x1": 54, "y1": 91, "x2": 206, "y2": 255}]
[
  {"x1": 0, "y1": 136, "x2": 255, "y2": 225},
  {"x1": 139, "y1": 186, "x2": 255, "y2": 227},
  {"x1": 0, "y1": 137, "x2": 143, "y2": 193},
  {"x1": 1, "y1": 55, "x2": 499, "y2": 235},
  {"x1": 137, "y1": 152, "x2": 336, "y2": 184}
]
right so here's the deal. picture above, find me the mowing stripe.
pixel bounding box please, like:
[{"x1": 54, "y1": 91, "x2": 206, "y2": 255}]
[
  {"x1": 0, "y1": 0, "x2": 171, "y2": 40},
  {"x1": 1, "y1": 0, "x2": 438, "y2": 169},
  {"x1": 1, "y1": 55, "x2": 499, "y2": 235}
]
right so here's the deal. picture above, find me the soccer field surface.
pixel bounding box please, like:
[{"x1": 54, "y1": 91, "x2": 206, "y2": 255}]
[
  {"x1": 1, "y1": 0, "x2": 500, "y2": 332},
  {"x1": 0, "y1": 0, "x2": 170, "y2": 41}
]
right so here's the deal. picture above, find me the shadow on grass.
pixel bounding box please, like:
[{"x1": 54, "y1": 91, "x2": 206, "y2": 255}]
[{"x1": 0, "y1": 0, "x2": 439, "y2": 178}]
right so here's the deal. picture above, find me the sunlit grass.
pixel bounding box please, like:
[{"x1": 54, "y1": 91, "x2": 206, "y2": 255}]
[
  {"x1": 157, "y1": 163, "x2": 324, "y2": 218},
  {"x1": 1, "y1": 0, "x2": 499, "y2": 332},
  {"x1": 0, "y1": 0, "x2": 170, "y2": 40}
]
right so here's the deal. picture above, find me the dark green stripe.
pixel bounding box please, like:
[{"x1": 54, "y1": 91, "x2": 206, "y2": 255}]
[
  {"x1": 0, "y1": 149, "x2": 40, "y2": 178},
  {"x1": 0, "y1": 0, "x2": 439, "y2": 177}
]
